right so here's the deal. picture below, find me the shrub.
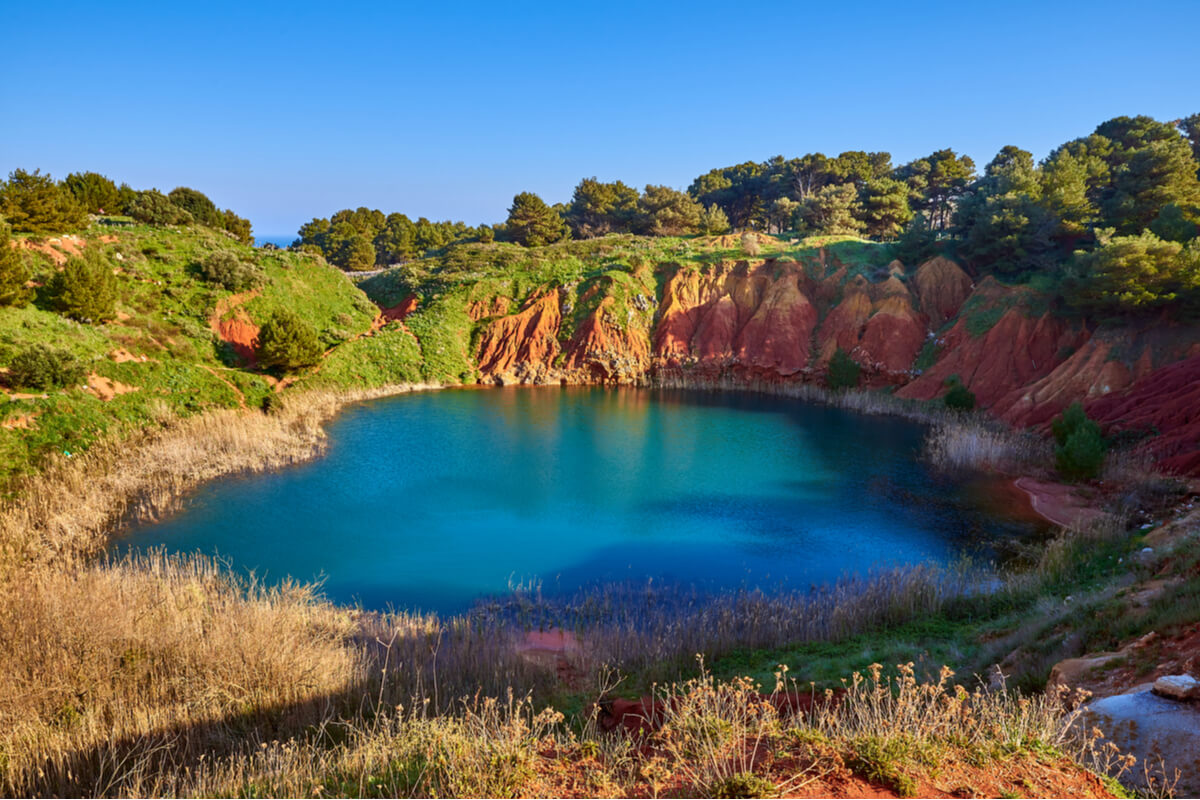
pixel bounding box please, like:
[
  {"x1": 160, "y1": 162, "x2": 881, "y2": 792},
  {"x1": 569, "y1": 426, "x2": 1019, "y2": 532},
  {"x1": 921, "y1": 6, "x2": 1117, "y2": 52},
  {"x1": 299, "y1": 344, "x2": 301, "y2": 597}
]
[
  {"x1": 46, "y1": 248, "x2": 118, "y2": 321},
  {"x1": 257, "y1": 310, "x2": 324, "y2": 371},
  {"x1": 740, "y1": 231, "x2": 760, "y2": 256},
  {"x1": 0, "y1": 222, "x2": 34, "y2": 307},
  {"x1": 827, "y1": 347, "x2": 860, "y2": 390},
  {"x1": 1057, "y1": 425, "x2": 1106, "y2": 481},
  {"x1": 199, "y1": 250, "x2": 262, "y2": 291},
  {"x1": 7, "y1": 344, "x2": 87, "y2": 390},
  {"x1": 0, "y1": 169, "x2": 87, "y2": 233},
  {"x1": 943, "y1": 379, "x2": 976, "y2": 411},
  {"x1": 1051, "y1": 402, "x2": 1106, "y2": 481},
  {"x1": 126, "y1": 190, "x2": 193, "y2": 225}
]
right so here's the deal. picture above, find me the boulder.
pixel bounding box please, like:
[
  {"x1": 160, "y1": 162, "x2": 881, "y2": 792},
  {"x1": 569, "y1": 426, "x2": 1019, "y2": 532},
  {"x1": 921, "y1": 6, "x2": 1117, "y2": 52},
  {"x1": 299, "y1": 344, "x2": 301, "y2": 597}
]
[
  {"x1": 1154, "y1": 674, "x2": 1200, "y2": 701},
  {"x1": 1084, "y1": 688, "x2": 1200, "y2": 795}
]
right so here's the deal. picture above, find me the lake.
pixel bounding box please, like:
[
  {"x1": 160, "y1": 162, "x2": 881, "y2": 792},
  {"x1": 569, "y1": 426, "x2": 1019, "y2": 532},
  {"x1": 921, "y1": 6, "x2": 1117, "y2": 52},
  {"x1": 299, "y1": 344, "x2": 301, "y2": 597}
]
[{"x1": 118, "y1": 387, "x2": 1038, "y2": 614}]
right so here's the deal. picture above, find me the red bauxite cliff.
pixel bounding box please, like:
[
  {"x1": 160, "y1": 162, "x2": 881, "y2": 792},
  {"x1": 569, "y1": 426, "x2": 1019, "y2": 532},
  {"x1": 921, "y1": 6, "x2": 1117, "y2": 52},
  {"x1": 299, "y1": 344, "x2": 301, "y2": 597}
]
[{"x1": 463, "y1": 252, "x2": 1199, "y2": 476}]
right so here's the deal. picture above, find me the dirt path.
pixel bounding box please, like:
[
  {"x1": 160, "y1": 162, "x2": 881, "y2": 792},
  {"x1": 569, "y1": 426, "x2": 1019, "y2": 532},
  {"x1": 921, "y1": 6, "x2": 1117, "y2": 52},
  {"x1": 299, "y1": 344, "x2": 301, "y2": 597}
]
[{"x1": 200, "y1": 365, "x2": 248, "y2": 409}]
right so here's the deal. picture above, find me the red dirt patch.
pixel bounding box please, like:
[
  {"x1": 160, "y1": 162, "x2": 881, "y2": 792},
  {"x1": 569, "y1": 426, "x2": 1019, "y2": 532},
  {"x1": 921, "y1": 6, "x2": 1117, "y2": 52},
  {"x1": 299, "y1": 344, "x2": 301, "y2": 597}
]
[
  {"x1": 1013, "y1": 477, "x2": 1108, "y2": 529},
  {"x1": 209, "y1": 290, "x2": 261, "y2": 365},
  {"x1": 85, "y1": 373, "x2": 138, "y2": 402}
]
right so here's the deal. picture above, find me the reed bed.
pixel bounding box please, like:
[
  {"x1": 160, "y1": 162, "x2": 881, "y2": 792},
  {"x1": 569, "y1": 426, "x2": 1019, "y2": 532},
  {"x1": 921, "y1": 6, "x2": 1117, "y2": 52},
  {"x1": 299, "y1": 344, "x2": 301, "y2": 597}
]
[
  {"x1": 0, "y1": 380, "x2": 1146, "y2": 797},
  {"x1": 0, "y1": 384, "x2": 441, "y2": 571}
]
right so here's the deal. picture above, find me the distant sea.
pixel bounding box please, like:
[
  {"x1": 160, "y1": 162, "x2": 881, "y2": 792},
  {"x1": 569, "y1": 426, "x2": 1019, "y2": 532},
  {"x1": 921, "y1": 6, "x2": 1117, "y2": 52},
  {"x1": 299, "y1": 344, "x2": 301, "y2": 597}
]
[{"x1": 254, "y1": 234, "x2": 296, "y2": 249}]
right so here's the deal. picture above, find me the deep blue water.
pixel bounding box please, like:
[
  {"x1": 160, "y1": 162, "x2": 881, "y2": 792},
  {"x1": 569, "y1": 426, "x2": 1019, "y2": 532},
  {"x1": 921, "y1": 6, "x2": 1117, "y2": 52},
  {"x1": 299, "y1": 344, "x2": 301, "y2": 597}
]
[{"x1": 118, "y1": 387, "x2": 1035, "y2": 614}]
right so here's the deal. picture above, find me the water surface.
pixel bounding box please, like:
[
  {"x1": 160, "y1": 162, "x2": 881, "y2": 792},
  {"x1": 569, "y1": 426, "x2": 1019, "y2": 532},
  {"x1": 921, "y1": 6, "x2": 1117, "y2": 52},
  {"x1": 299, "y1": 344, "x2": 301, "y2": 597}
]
[{"x1": 120, "y1": 387, "x2": 1036, "y2": 613}]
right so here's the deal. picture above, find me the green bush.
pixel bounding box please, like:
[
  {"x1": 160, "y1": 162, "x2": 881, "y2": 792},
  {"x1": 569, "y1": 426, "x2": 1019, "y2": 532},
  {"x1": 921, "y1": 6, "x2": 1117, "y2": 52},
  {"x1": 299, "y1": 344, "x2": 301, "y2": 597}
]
[
  {"x1": 0, "y1": 223, "x2": 34, "y2": 307},
  {"x1": 827, "y1": 347, "x2": 861, "y2": 390},
  {"x1": 943, "y1": 379, "x2": 976, "y2": 411},
  {"x1": 1051, "y1": 402, "x2": 1106, "y2": 480},
  {"x1": 7, "y1": 344, "x2": 87, "y2": 390},
  {"x1": 46, "y1": 248, "x2": 119, "y2": 321},
  {"x1": 0, "y1": 168, "x2": 87, "y2": 233},
  {"x1": 126, "y1": 190, "x2": 193, "y2": 225},
  {"x1": 256, "y1": 310, "x2": 323, "y2": 371},
  {"x1": 199, "y1": 250, "x2": 263, "y2": 291}
]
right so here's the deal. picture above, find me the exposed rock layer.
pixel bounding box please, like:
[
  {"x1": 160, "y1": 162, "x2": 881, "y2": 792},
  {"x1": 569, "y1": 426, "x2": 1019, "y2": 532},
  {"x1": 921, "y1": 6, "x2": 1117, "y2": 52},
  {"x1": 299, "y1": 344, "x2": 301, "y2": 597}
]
[{"x1": 463, "y1": 254, "x2": 1198, "y2": 475}]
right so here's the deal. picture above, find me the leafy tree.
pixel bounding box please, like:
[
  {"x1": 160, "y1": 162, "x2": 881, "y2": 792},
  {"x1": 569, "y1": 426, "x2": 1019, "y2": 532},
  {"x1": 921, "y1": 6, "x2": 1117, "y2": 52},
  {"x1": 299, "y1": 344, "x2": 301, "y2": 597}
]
[
  {"x1": 0, "y1": 222, "x2": 34, "y2": 307},
  {"x1": 689, "y1": 161, "x2": 772, "y2": 228},
  {"x1": 1180, "y1": 113, "x2": 1200, "y2": 173},
  {"x1": 374, "y1": 213, "x2": 417, "y2": 263},
  {"x1": 221, "y1": 209, "x2": 253, "y2": 244},
  {"x1": 504, "y1": 192, "x2": 568, "y2": 247},
  {"x1": 828, "y1": 151, "x2": 893, "y2": 187},
  {"x1": 256, "y1": 310, "x2": 323, "y2": 370},
  {"x1": 46, "y1": 248, "x2": 119, "y2": 321},
  {"x1": 890, "y1": 213, "x2": 939, "y2": 268},
  {"x1": 127, "y1": 190, "x2": 193, "y2": 225},
  {"x1": 826, "y1": 347, "x2": 861, "y2": 390},
  {"x1": 698, "y1": 203, "x2": 731, "y2": 235},
  {"x1": 324, "y1": 222, "x2": 376, "y2": 270},
  {"x1": 566, "y1": 178, "x2": 639, "y2": 237},
  {"x1": 1085, "y1": 116, "x2": 1200, "y2": 234},
  {"x1": 1149, "y1": 203, "x2": 1200, "y2": 242},
  {"x1": 1051, "y1": 402, "x2": 1106, "y2": 481},
  {"x1": 1067, "y1": 230, "x2": 1199, "y2": 313},
  {"x1": 1040, "y1": 144, "x2": 1102, "y2": 244},
  {"x1": 7, "y1": 344, "x2": 86, "y2": 390},
  {"x1": 767, "y1": 197, "x2": 801, "y2": 234},
  {"x1": 63, "y1": 172, "x2": 120, "y2": 214},
  {"x1": 168, "y1": 187, "x2": 222, "y2": 227},
  {"x1": 0, "y1": 169, "x2": 87, "y2": 233},
  {"x1": 331, "y1": 207, "x2": 386, "y2": 238},
  {"x1": 895, "y1": 149, "x2": 976, "y2": 231},
  {"x1": 477, "y1": 224, "x2": 496, "y2": 243},
  {"x1": 958, "y1": 192, "x2": 1058, "y2": 280},
  {"x1": 636, "y1": 185, "x2": 702, "y2": 235},
  {"x1": 859, "y1": 177, "x2": 912, "y2": 239},
  {"x1": 199, "y1": 250, "x2": 262, "y2": 291},
  {"x1": 797, "y1": 183, "x2": 863, "y2": 235}
]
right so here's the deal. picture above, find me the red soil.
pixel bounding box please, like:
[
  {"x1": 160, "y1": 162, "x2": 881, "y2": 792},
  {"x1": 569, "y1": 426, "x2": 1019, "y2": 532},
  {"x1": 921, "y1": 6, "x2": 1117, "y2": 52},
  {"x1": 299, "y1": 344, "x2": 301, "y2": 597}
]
[{"x1": 1087, "y1": 355, "x2": 1200, "y2": 476}]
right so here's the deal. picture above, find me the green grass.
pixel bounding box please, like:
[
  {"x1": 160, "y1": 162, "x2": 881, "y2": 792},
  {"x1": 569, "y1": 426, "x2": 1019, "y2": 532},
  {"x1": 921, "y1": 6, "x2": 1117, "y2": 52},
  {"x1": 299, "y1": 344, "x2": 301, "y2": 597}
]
[{"x1": 0, "y1": 222, "x2": 405, "y2": 489}]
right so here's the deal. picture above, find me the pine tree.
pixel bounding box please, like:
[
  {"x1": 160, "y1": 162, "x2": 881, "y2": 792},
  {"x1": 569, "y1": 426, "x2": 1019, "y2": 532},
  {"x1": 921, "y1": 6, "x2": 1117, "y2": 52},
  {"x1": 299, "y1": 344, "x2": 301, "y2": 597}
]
[
  {"x1": 0, "y1": 222, "x2": 34, "y2": 308},
  {"x1": 697, "y1": 203, "x2": 731, "y2": 235},
  {"x1": 505, "y1": 192, "x2": 569, "y2": 247},
  {"x1": 0, "y1": 169, "x2": 87, "y2": 233},
  {"x1": 47, "y1": 248, "x2": 119, "y2": 322},
  {"x1": 257, "y1": 310, "x2": 324, "y2": 370}
]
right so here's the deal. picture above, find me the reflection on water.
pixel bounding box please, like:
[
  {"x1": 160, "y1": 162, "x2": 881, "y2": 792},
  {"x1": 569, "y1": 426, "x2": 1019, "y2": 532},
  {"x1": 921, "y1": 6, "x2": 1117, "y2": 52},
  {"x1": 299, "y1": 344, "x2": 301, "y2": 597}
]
[{"x1": 117, "y1": 387, "x2": 1043, "y2": 613}]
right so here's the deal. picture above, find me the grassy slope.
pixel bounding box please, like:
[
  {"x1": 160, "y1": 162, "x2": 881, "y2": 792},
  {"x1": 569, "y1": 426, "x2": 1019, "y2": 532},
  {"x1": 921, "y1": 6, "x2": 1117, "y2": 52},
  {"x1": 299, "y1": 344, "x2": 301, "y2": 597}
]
[
  {"x1": 0, "y1": 223, "x2": 415, "y2": 490},
  {"x1": 4, "y1": 223, "x2": 1185, "y2": 796}
]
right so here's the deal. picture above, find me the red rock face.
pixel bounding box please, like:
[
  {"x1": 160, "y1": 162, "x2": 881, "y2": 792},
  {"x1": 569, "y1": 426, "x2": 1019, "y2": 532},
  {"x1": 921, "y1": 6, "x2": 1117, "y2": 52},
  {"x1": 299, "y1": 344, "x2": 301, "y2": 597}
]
[
  {"x1": 380, "y1": 294, "x2": 419, "y2": 322},
  {"x1": 898, "y1": 309, "x2": 1086, "y2": 408},
  {"x1": 859, "y1": 295, "x2": 928, "y2": 375},
  {"x1": 475, "y1": 292, "x2": 562, "y2": 384},
  {"x1": 1087, "y1": 355, "x2": 1200, "y2": 476},
  {"x1": 562, "y1": 296, "x2": 652, "y2": 382},
  {"x1": 454, "y1": 254, "x2": 1197, "y2": 476},
  {"x1": 912, "y1": 256, "x2": 974, "y2": 329},
  {"x1": 993, "y1": 338, "x2": 1134, "y2": 427},
  {"x1": 735, "y1": 275, "x2": 818, "y2": 375}
]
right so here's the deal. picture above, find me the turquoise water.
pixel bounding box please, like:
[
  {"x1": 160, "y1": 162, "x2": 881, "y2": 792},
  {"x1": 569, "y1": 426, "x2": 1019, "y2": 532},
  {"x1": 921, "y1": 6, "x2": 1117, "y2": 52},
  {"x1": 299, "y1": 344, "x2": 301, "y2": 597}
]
[{"x1": 119, "y1": 387, "x2": 1034, "y2": 614}]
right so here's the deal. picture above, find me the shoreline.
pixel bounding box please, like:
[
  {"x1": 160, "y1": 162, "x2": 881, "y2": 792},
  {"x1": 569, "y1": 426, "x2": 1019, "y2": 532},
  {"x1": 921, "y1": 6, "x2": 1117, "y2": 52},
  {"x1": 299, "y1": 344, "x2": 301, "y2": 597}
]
[
  {"x1": 0, "y1": 382, "x2": 447, "y2": 571},
  {"x1": 3, "y1": 376, "x2": 1076, "y2": 577}
]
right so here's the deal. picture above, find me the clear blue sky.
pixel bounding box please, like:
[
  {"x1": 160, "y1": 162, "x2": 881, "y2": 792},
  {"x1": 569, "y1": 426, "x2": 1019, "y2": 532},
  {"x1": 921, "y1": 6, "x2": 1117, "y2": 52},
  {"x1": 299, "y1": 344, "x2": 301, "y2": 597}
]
[{"x1": 2, "y1": 0, "x2": 1197, "y2": 237}]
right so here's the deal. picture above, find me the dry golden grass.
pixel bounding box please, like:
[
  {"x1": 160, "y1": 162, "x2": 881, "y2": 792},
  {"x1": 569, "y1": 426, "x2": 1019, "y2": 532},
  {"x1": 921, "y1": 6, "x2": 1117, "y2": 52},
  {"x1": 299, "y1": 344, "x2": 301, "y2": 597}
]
[
  {"x1": 0, "y1": 381, "x2": 1142, "y2": 797},
  {"x1": 0, "y1": 385, "x2": 440, "y2": 571}
]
